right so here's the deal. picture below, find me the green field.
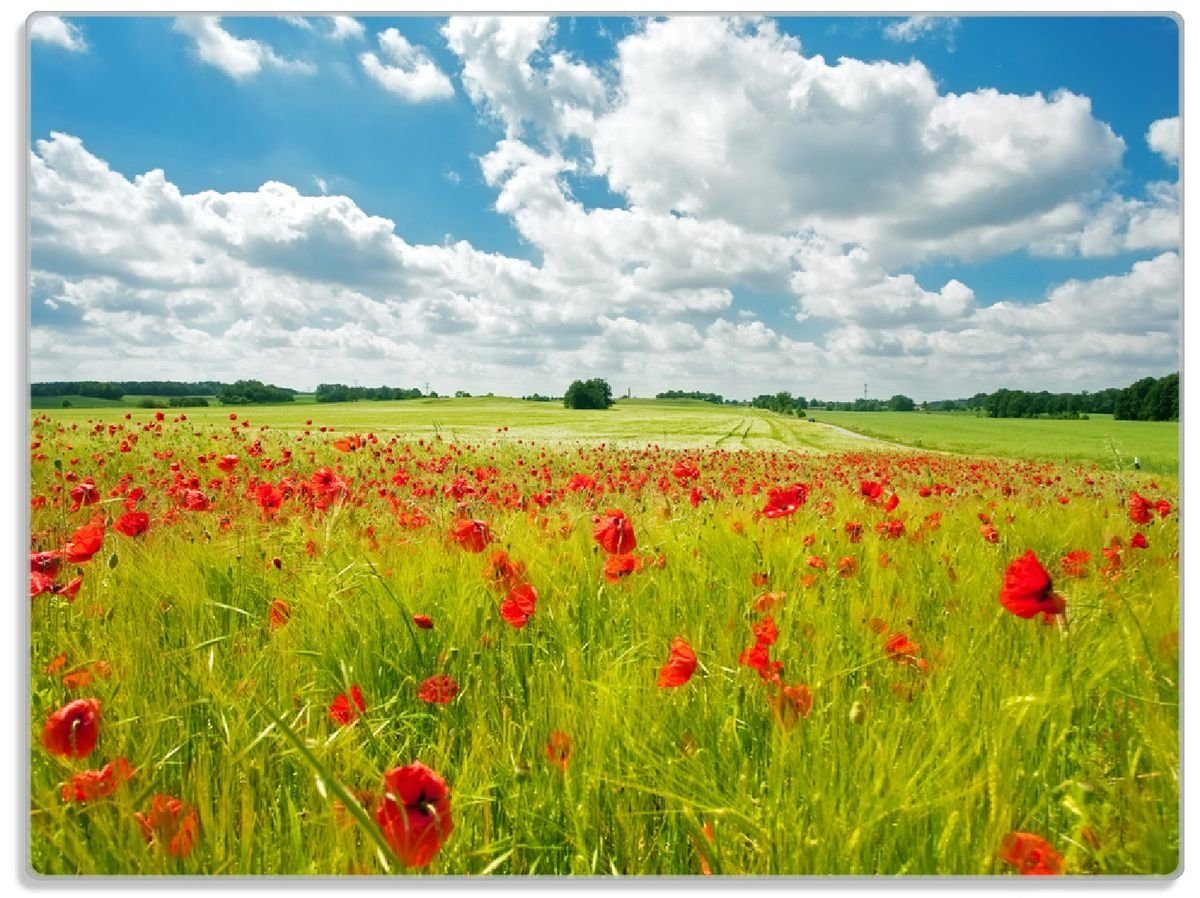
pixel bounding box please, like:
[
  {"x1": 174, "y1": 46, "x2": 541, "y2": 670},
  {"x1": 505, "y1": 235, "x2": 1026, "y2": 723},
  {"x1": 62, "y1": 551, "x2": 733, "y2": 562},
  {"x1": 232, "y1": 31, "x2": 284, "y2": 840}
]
[{"x1": 811, "y1": 411, "x2": 1178, "y2": 475}]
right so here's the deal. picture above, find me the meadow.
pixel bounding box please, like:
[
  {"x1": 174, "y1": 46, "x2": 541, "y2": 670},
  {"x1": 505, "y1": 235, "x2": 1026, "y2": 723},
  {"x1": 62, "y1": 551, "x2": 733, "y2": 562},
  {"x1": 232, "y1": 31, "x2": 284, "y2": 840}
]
[{"x1": 28, "y1": 399, "x2": 1179, "y2": 876}]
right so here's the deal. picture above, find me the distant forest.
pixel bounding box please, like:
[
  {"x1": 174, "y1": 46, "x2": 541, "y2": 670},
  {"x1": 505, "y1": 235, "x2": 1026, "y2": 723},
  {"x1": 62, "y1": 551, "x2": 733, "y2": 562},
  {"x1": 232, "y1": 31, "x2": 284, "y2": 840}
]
[{"x1": 31, "y1": 372, "x2": 1178, "y2": 421}]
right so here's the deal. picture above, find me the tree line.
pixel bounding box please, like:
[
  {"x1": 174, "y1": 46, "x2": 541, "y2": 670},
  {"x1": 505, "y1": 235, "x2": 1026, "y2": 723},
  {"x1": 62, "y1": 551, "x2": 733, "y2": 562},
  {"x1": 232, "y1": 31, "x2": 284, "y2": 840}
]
[
  {"x1": 921, "y1": 373, "x2": 1177, "y2": 421},
  {"x1": 31, "y1": 380, "x2": 227, "y2": 399},
  {"x1": 314, "y1": 383, "x2": 426, "y2": 403}
]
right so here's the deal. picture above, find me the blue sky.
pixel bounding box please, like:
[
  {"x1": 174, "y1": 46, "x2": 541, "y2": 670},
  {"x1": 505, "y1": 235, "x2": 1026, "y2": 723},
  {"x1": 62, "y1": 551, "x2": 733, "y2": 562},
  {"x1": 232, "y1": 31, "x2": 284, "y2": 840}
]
[{"x1": 28, "y1": 15, "x2": 1181, "y2": 399}]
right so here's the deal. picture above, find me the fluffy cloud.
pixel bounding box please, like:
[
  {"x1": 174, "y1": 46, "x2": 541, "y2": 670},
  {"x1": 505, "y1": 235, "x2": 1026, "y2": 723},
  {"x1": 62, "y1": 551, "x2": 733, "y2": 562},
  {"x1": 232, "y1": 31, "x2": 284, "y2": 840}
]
[
  {"x1": 882, "y1": 16, "x2": 960, "y2": 45},
  {"x1": 173, "y1": 16, "x2": 315, "y2": 80},
  {"x1": 361, "y1": 29, "x2": 455, "y2": 102},
  {"x1": 1147, "y1": 116, "x2": 1179, "y2": 164},
  {"x1": 327, "y1": 16, "x2": 365, "y2": 42},
  {"x1": 443, "y1": 17, "x2": 607, "y2": 141},
  {"x1": 31, "y1": 15, "x2": 87, "y2": 52}
]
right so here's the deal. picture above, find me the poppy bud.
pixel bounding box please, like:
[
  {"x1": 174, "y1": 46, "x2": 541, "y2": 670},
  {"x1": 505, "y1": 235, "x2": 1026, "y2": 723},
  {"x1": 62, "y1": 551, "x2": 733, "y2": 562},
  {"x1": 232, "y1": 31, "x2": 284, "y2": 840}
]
[{"x1": 849, "y1": 700, "x2": 868, "y2": 725}]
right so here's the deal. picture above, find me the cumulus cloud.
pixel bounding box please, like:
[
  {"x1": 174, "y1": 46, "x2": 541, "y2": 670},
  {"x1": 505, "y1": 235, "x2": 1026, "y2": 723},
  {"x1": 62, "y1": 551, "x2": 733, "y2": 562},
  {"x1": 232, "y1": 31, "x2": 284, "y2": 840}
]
[
  {"x1": 361, "y1": 29, "x2": 455, "y2": 102},
  {"x1": 173, "y1": 16, "x2": 316, "y2": 80},
  {"x1": 1147, "y1": 116, "x2": 1179, "y2": 164},
  {"x1": 327, "y1": 16, "x2": 365, "y2": 42},
  {"x1": 31, "y1": 15, "x2": 87, "y2": 52},
  {"x1": 443, "y1": 16, "x2": 607, "y2": 142},
  {"x1": 883, "y1": 16, "x2": 960, "y2": 45}
]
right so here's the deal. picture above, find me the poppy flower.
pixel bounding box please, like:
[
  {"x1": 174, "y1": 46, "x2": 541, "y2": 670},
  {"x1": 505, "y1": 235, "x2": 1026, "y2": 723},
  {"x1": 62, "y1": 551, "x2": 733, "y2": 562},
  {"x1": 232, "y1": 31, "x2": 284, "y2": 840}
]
[
  {"x1": 980, "y1": 523, "x2": 1000, "y2": 544},
  {"x1": 593, "y1": 509, "x2": 637, "y2": 554},
  {"x1": 63, "y1": 521, "x2": 105, "y2": 564},
  {"x1": 268, "y1": 599, "x2": 291, "y2": 630},
  {"x1": 500, "y1": 583, "x2": 537, "y2": 628},
  {"x1": 546, "y1": 730, "x2": 572, "y2": 772},
  {"x1": 844, "y1": 522, "x2": 863, "y2": 543},
  {"x1": 482, "y1": 550, "x2": 525, "y2": 591},
  {"x1": 837, "y1": 556, "x2": 858, "y2": 578},
  {"x1": 417, "y1": 674, "x2": 460, "y2": 704},
  {"x1": 68, "y1": 478, "x2": 99, "y2": 511},
  {"x1": 860, "y1": 480, "x2": 884, "y2": 501},
  {"x1": 738, "y1": 641, "x2": 783, "y2": 684},
  {"x1": 761, "y1": 483, "x2": 808, "y2": 519},
  {"x1": 657, "y1": 636, "x2": 697, "y2": 688},
  {"x1": 752, "y1": 616, "x2": 778, "y2": 647},
  {"x1": 412, "y1": 614, "x2": 434, "y2": 630},
  {"x1": 885, "y1": 632, "x2": 921, "y2": 665},
  {"x1": 215, "y1": 454, "x2": 239, "y2": 473},
  {"x1": 42, "y1": 698, "x2": 101, "y2": 758},
  {"x1": 884, "y1": 493, "x2": 900, "y2": 513},
  {"x1": 1128, "y1": 492, "x2": 1152, "y2": 525},
  {"x1": 1155, "y1": 498, "x2": 1172, "y2": 519},
  {"x1": 329, "y1": 686, "x2": 366, "y2": 726},
  {"x1": 603, "y1": 553, "x2": 641, "y2": 583},
  {"x1": 1131, "y1": 532, "x2": 1149, "y2": 549},
  {"x1": 136, "y1": 794, "x2": 200, "y2": 859},
  {"x1": 30, "y1": 570, "x2": 56, "y2": 598},
  {"x1": 999, "y1": 551, "x2": 1066, "y2": 619},
  {"x1": 114, "y1": 511, "x2": 151, "y2": 538},
  {"x1": 61, "y1": 757, "x2": 134, "y2": 803},
  {"x1": 1000, "y1": 832, "x2": 1064, "y2": 875},
  {"x1": 30, "y1": 551, "x2": 61, "y2": 575},
  {"x1": 769, "y1": 683, "x2": 813, "y2": 729},
  {"x1": 450, "y1": 519, "x2": 492, "y2": 553},
  {"x1": 1060, "y1": 549, "x2": 1090, "y2": 578},
  {"x1": 375, "y1": 761, "x2": 454, "y2": 868}
]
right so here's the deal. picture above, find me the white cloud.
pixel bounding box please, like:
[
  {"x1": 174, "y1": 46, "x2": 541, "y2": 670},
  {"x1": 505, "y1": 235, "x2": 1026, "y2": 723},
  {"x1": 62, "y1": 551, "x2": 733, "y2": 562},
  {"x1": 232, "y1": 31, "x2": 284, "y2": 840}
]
[
  {"x1": 173, "y1": 16, "x2": 316, "y2": 81},
  {"x1": 327, "y1": 16, "x2": 365, "y2": 42},
  {"x1": 360, "y1": 29, "x2": 454, "y2": 102},
  {"x1": 31, "y1": 15, "x2": 87, "y2": 52},
  {"x1": 443, "y1": 16, "x2": 606, "y2": 142},
  {"x1": 1147, "y1": 116, "x2": 1179, "y2": 164},
  {"x1": 281, "y1": 16, "x2": 314, "y2": 32},
  {"x1": 883, "y1": 16, "x2": 960, "y2": 45}
]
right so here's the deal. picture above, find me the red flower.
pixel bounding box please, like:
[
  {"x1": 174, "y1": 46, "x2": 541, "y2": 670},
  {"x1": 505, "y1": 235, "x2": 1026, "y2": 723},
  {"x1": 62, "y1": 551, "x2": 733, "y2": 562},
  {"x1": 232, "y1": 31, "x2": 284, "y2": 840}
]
[
  {"x1": 42, "y1": 698, "x2": 101, "y2": 758},
  {"x1": 61, "y1": 757, "x2": 134, "y2": 803},
  {"x1": 860, "y1": 480, "x2": 884, "y2": 501},
  {"x1": 268, "y1": 599, "x2": 291, "y2": 630},
  {"x1": 752, "y1": 616, "x2": 779, "y2": 647},
  {"x1": 1131, "y1": 532, "x2": 1149, "y2": 549},
  {"x1": 215, "y1": 454, "x2": 239, "y2": 473},
  {"x1": 657, "y1": 636, "x2": 697, "y2": 688},
  {"x1": 761, "y1": 484, "x2": 808, "y2": 519},
  {"x1": 837, "y1": 556, "x2": 858, "y2": 578},
  {"x1": 546, "y1": 730, "x2": 572, "y2": 772},
  {"x1": 884, "y1": 493, "x2": 900, "y2": 513},
  {"x1": 450, "y1": 519, "x2": 492, "y2": 553},
  {"x1": 482, "y1": 550, "x2": 525, "y2": 590},
  {"x1": 329, "y1": 686, "x2": 366, "y2": 725},
  {"x1": 30, "y1": 550, "x2": 61, "y2": 575},
  {"x1": 999, "y1": 551, "x2": 1066, "y2": 619},
  {"x1": 844, "y1": 521, "x2": 863, "y2": 543},
  {"x1": 417, "y1": 675, "x2": 460, "y2": 704},
  {"x1": 884, "y1": 632, "x2": 921, "y2": 665},
  {"x1": 738, "y1": 641, "x2": 783, "y2": 683},
  {"x1": 68, "y1": 478, "x2": 100, "y2": 511},
  {"x1": 114, "y1": 511, "x2": 150, "y2": 538},
  {"x1": 603, "y1": 553, "x2": 641, "y2": 583},
  {"x1": 1000, "y1": 832, "x2": 1064, "y2": 875},
  {"x1": 593, "y1": 509, "x2": 637, "y2": 554},
  {"x1": 63, "y1": 521, "x2": 105, "y2": 564},
  {"x1": 1060, "y1": 548, "x2": 1090, "y2": 578},
  {"x1": 980, "y1": 523, "x2": 1000, "y2": 544},
  {"x1": 769, "y1": 683, "x2": 813, "y2": 729},
  {"x1": 1128, "y1": 492, "x2": 1152, "y2": 525},
  {"x1": 136, "y1": 794, "x2": 200, "y2": 859},
  {"x1": 412, "y1": 614, "x2": 434, "y2": 630},
  {"x1": 30, "y1": 570, "x2": 56, "y2": 598},
  {"x1": 375, "y1": 762, "x2": 454, "y2": 868},
  {"x1": 875, "y1": 519, "x2": 905, "y2": 540},
  {"x1": 500, "y1": 583, "x2": 538, "y2": 628},
  {"x1": 1155, "y1": 498, "x2": 1172, "y2": 519}
]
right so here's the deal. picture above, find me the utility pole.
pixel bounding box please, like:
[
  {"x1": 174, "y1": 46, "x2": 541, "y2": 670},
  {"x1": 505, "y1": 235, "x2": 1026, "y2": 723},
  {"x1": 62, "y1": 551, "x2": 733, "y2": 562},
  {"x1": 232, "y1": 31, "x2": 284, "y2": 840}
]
[{"x1": 864, "y1": 382, "x2": 868, "y2": 400}]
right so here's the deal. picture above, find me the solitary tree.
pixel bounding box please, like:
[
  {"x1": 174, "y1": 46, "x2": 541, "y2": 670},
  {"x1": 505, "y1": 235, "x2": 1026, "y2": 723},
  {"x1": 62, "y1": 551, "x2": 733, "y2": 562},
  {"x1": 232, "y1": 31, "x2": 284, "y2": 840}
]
[{"x1": 563, "y1": 378, "x2": 614, "y2": 409}]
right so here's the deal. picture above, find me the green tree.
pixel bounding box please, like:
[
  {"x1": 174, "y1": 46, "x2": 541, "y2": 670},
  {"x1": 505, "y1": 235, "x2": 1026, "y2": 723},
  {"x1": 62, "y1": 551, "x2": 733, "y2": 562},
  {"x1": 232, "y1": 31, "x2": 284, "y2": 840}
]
[{"x1": 563, "y1": 378, "x2": 614, "y2": 409}]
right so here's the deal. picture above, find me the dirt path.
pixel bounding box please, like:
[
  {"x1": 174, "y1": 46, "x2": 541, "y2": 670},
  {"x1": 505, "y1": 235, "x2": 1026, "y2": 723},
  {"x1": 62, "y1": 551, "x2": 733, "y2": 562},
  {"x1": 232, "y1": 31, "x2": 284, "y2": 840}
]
[{"x1": 809, "y1": 420, "x2": 930, "y2": 454}]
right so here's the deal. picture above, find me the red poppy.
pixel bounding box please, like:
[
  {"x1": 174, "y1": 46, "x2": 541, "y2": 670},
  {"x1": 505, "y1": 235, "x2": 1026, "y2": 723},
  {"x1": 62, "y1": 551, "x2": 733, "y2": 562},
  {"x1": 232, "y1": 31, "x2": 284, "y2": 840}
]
[
  {"x1": 844, "y1": 521, "x2": 863, "y2": 543},
  {"x1": 450, "y1": 519, "x2": 492, "y2": 553},
  {"x1": 30, "y1": 570, "x2": 56, "y2": 598},
  {"x1": 42, "y1": 698, "x2": 101, "y2": 758},
  {"x1": 333, "y1": 434, "x2": 365, "y2": 452},
  {"x1": 603, "y1": 553, "x2": 641, "y2": 583},
  {"x1": 837, "y1": 556, "x2": 858, "y2": 578},
  {"x1": 417, "y1": 674, "x2": 460, "y2": 704},
  {"x1": 885, "y1": 632, "x2": 921, "y2": 665},
  {"x1": 412, "y1": 614, "x2": 434, "y2": 630},
  {"x1": 215, "y1": 454, "x2": 239, "y2": 473},
  {"x1": 482, "y1": 550, "x2": 525, "y2": 590},
  {"x1": 546, "y1": 730, "x2": 572, "y2": 772},
  {"x1": 136, "y1": 794, "x2": 200, "y2": 859},
  {"x1": 1128, "y1": 492, "x2": 1152, "y2": 525},
  {"x1": 657, "y1": 636, "x2": 697, "y2": 688},
  {"x1": 860, "y1": 480, "x2": 884, "y2": 501},
  {"x1": 268, "y1": 599, "x2": 291, "y2": 630},
  {"x1": 494, "y1": 582, "x2": 535, "y2": 628},
  {"x1": 375, "y1": 761, "x2": 454, "y2": 868},
  {"x1": 68, "y1": 478, "x2": 100, "y2": 511},
  {"x1": 63, "y1": 521, "x2": 105, "y2": 564},
  {"x1": 593, "y1": 509, "x2": 637, "y2": 554},
  {"x1": 114, "y1": 511, "x2": 150, "y2": 538},
  {"x1": 1155, "y1": 498, "x2": 1172, "y2": 519},
  {"x1": 1000, "y1": 832, "x2": 1064, "y2": 875},
  {"x1": 30, "y1": 550, "x2": 61, "y2": 575},
  {"x1": 769, "y1": 683, "x2": 813, "y2": 729},
  {"x1": 752, "y1": 616, "x2": 779, "y2": 647},
  {"x1": 980, "y1": 523, "x2": 1000, "y2": 544},
  {"x1": 999, "y1": 551, "x2": 1066, "y2": 619},
  {"x1": 329, "y1": 686, "x2": 366, "y2": 725},
  {"x1": 1060, "y1": 548, "x2": 1090, "y2": 578},
  {"x1": 1131, "y1": 532, "x2": 1149, "y2": 549},
  {"x1": 738, "y1": 641, "x2": 783, "y2": 683},
  {"x1": 61, "y1": 757, "x2": 135, "y2": 803},
  {"x1": 884, "y1": 493, "x2": 900, "y2": 513},
  {"x1": 761, "y1": 484, "x2": 808, "y2": 519}
]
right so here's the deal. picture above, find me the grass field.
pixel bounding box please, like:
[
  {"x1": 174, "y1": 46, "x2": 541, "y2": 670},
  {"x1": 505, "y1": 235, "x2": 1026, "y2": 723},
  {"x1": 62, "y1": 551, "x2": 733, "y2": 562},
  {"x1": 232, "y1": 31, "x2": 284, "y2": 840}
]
[
  {"x1": 812, "y1": 411, "x2": 1178, "y2": 475},
  {"x1": 28, "y1": 399, "x2": 1179, "y2": 876}
]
